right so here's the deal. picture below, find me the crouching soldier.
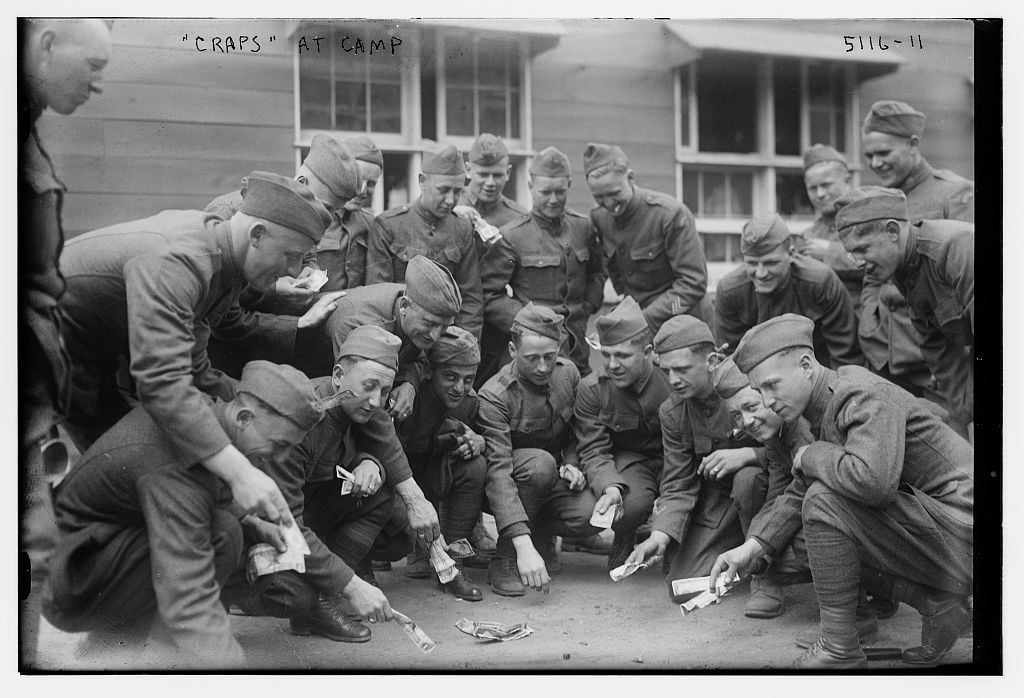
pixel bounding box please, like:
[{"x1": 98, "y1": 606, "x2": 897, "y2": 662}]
[
  {"x1": 395, "y1": 326, "x2": 488, "y2": 600},
  {"x1": 43, "y1": 361, "x2": 322, "y2": 668}
]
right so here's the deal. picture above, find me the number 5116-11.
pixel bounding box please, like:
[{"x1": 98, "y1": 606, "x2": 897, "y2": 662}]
[{"x1": 843, "y1": 35, "x2": 924, "y2": 51}]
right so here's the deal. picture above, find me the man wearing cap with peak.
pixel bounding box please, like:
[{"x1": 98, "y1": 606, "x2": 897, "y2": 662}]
[
  {"x1": 727, "y1": 313, "x2": 972, "y2": 669},
  {"x1": 797, "y1": 144, "x2": 864, "y2": 309},
  {"x1": 835, "y1": 186, "x2": 974, "y2": 430},
  {"x1": 365, "y1": 144, "x2": 484, "y2": 339},
  {"x1": 859, "y1": 101, "x2": 974, "y2": 436},
  {"x1": 477, "y1": 303, "x2": 584, "y2": 595},
  {"x1": 584, "y1": 142, "x2": 711, "y2": 333},
  {"x1": 43, "y1": 360, "x2": 322, "y2": 667},
  {"x1": 480, "y1": 145, "x2": 606, "y2": 380},
  {"x1": 571, "y1": 296, "x2": 671, "y2": 570},
  {"x1": 623, "y1": 315, "x2": 766, "y2": 601},
  {"x1": 220, "y1": 326, "x2": 425, "y2": 642},
  {"x1": 394, "y1": 326, "x2": 487, "y2": 601},
  {"x1": 715, "y1": 212, "x2": 863, "y2": 370},
  {"x1": 59, "y1": 172, "x2": 331, "y2": 529}
]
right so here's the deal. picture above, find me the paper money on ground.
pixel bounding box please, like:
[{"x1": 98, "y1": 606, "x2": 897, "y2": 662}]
[
  {"x1": 455, "y1": 618, "x2": 534, "y2": 642},
  {"x1": 392, "y1": 608, "x2": 437, "y2": 653}
]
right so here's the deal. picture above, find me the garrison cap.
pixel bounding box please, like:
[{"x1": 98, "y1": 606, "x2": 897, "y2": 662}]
[
  {"x1": 653, "y1": 315, "x2": 714, "y2": 355},
  {"x1": 468, "y1": 133, "x2": 509, "y2": 166},
  {"x1": 529, "y1": 146, "x2": 572, "y2": 178},
  {"x1": 240, "y1": 171, "x2": 332, "y2": 243},
  {"x1": 428, "y1": 326, "x2": 481, "y2": 367},
  {"x1": 733, "y1": 314, "x2": 815, "y2": 374},
  {"x1": 304, "y1": 134, "x2": 361, "y2": 201},
  {"x1": 596, "y1": 296, "x2": 648, "y2": 346},
  {"x1": 740, "y1": 213, "x2": 792, "y2": 256},
  {"x1": 422, "y1": 144, "x2": 467, "y2": 176},
  {"x1": 238, "y1": 360, "x2": 322, "y2": 431},
  {"x1": 337, "y1": 325, "x2": 402, "y2": 372},
  {"x1": 862, "y1": 100, "x2": 926, "y2": 138},
  {"x1": 802, "y1": 144, "x2": 849, "y2": 172},
  {"x1": 513, "y1": 302, "x2": 565, "y2": 342},
  {"x1": 833, "y1": 186, "x2": 908, "y2": 236},
  {"x1": 712, "y1": 356, "x2": 750, "y2": 400},
  {"x1": 583, "y1": 142, "x2": 628, "y2": 177},
  {"x1": 344, "y1": 135, "x2": 384, "y2": 168},
  {"x1": 404, "y1": 255, "x2": 462, "y2": 318}
]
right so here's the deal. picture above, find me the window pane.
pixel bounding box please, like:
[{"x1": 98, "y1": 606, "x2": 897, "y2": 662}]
[
  {"x1": 679, "y1": 68, "x2": 691, "y2": 148},
  {"x1": 775, "y1": 171, "x2": 814, "y2": 217},
  {"x1": 477, "y1": 43, "x2": 509, "y2": 87},
  {"x1": 370, "y1": 83, "x2": 401, "y2": 133},
  {"x1": 730, "y1": 172, "x2": 753, "y2": 216},
  {"x1": 370, "y1": 56, "x2": 401, "y2": 83},
  {"x1": 701, "y1": 171, "x2": 728, "y2": 217},
  {"x1": 479, "y1": 88, "x2": 507, "y2": 137},
  {"x1": 382, "y1": 152, "x2": 410, "y2": 210},
  {"x1": 682, "y1": 169, "x2": 699, "y2": 213},
  {"x1": 335, "y1": 80, "x2": 367, "y2": 131},
  {"x1": 300, "y1": 73, "x2": 332, "y2": 130},
  {"x1": 445, "y1": 35, "x2": 475, "y2": 86},
  {"x1": 773, "y1": 58, "x2": 801, "y2": 156},
  {"x1": 446, "y1": 87, "x2": 474, "y2": 136},
  {"x1": 700, "y1": 233, "x2": 728, "y2": 262},
  {"x1": 509, "y1": 88, "x2": 520, "y2": 139},
  {"x1": 697, "y1": 53, "x2": 758, "y2": 153},
  {"x1": 808, "y1": 62, "x2": 845, "y2": 152}
]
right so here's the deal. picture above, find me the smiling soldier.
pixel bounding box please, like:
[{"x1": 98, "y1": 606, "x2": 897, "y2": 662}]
[{"x1": 715, "y1": 213, "x2": 863, "y2": 369}]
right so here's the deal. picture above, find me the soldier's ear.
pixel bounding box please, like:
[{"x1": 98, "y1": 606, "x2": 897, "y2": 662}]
[
  {"x1": 418, "y1": 173, "x2": 426, "y2": 187},
  {"x1": 234, "y1": 406, "x2": 256, "y2": 429},
  {"x1": 884, "y1": 219, "x2": 902, "y2": 240},
  {"x1": 799, "y1": 352, "x2": 815, "y2": 376},
  {"x1": 508, "y1": 341, "x2": 516, "y2": 360},
  {"x1": 248, "y1": 222, "x2": 267, "y2": 247}
]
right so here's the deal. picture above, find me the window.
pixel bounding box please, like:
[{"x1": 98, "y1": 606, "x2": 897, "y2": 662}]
[
  {"x1": 700, "y1": 233, "x2": 743, "y2": 263},
  {"x1": 775, "y1": 170, "x2": 814, "y2": 218},
  {"x1": 298, "y1": 23, "x2": 404, "y2": 134},
  {"x1": 682, "y1": 167, "x2": 753, "y2": 219},
  {"x1": 808, "y1": 62, "x2": 846, "y2": 152},
  {"x1": 696, "y1": 52, "x2": 759, "y2": 154},
  {"x1": 773, "y1": 58, "x2": 802, "y2": 156},
  {"x1": 439, "y1": 34, "x2": 522, "y2": 140}
]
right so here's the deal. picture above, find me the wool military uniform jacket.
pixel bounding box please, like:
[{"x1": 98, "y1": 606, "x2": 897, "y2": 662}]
[
  {"x1": 398, "y1": 377, "x2": 480, "y2": 494},
  {"x1": 364, "y1": 198, "x2": 484, "y2": 338},
  {"x1": 715, "y1": 254, "x2": 864, "y2": 369},
  {"x1": 591, "y1": 186, "x2": 710, "y2": 332},
  {"x1": 746, "y1": 418, "x2": 815, "y2": 556},
  {"x1": 799, "y1": 366, "x2": 973, "y2": 557},
  {"x1": 316, "y1": 206, "x2": 372, "y2": 292},
  {"x1": 798, "y1": 215, "x2": 865, "y2": 309},
  {"x1": 267, "y1": 377, "x2": 412, "y2": 593},
  {"x1": 477, "y1": 359, "x2": 580, "y2": 538},
  {"x1": 60, "y1": 210, "x2": 293, "y2": 464},
  {"x1": 651, "y1": 390, "x2": 761, "y2": 543},
  {"x1": 458, "y1": 190, "x2": 530, "y2": 229},
  {"x1": 858, "y1": 158, "x2": 974, "y2": 377},
  {"x1": 573, "y1": 363, "x2": 670, "y2": 498},
  {"x1": 482, "y1": 209, "x2": 606, "y2": 331},
  {"x1": 892, "y1": 220, "x2": 975, "y2": 419}
]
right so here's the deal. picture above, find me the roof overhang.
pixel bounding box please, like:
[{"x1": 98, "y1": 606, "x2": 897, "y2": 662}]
[
  {"x1": 666, "y1": 20, "x2": 903, "y2": 81},
  {"x1": 413, "y1": 18, "x2": 566, "y2": 56}
]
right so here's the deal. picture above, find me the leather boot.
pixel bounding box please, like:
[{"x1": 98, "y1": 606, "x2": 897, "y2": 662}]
[
  {"x1": 607, "y1": 530, "x2": 635, "y2": 572},
  {"x1": 902, "y1": 594, "x2": 972, "y2": 666},
  {"x1": 744, "y1": 576, "x2": 784, "y2": 619},
  {"x1": 866, "y1": 594, "x2": 900, "y2": 619},
  {"x1": 470, "y1": 517, "x2": 497, "y2": 555},
  {"x1": 289, "y1": 594, "x2": 371, "y2": 643},
  {"x1": 352, "y1": 558, "x2": 379, "y2": 588},
  {"x1": 439, "y1": 570, "x2": 483, "y2": 602},
  {"x1": 487, "y1": 555, "x2": 525, "y2": 597},
  {"x1": 795, "y1": 615, "x2": 878, "y2": 648},
  {"x1": 403, "y1": 547, "x2": 432, "y2": 579},
  {"x1": 562, "y1": 529, "x2": 613, "y2": 555},
  {"x1": 792, "y1": 636, "x2": 868, "y2": 670}
]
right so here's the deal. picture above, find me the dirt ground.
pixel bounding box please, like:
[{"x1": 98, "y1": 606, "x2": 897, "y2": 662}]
[{"x1": 28, "y1": 537, "x2": 973, "y2": 673}]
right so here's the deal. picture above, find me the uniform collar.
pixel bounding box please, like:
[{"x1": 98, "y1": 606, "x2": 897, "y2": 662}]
[
  {"x1": 215, "y1": 218, "x2": 245, "y2": 283},
  {"x1": 615, "y1": 186, "x2": 643, "y2": 225},
  {"x1": 802, "y1": 367, "x2": 836, "y2": 436},
  {"x1": 315, "y1": 380, "x2": 354, "y2": 432},
  {"x1": 411, "y1": 197, "x2": 443, "y2": 225},
  {"x1": 894, "y1": 222, "x2": 923, "y2": 288},
  {"x1": 900, "y1": 157, "x2": 934, "y2": 194},
  {"x1": 630, "y1": 361, "x2": 656, "y2": 395},
  {"x1": 466, "y1": 189, "x2": 503, "y2": 216},
  {"x1": 513, "y1": 361, "x2": 552, "y2": 394},
  {"x1": 532, "y1": 209, "x2": 564, "y2": 232},
  {"x1": 690, "y1": 385, "x2": 720, "y2": 415}
]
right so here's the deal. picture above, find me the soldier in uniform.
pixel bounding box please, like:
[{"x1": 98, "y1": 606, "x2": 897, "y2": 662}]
[
  {"x1": 623, "y1": 315, "x2": 766, "y2": 602},
  {"x1": 365, "y1": 144, "x2": 484, "y2": 339},
  {"x1": 858, "y1": 100, "x2": 974, "y2": 436},
  {"x1": 43, "y1": 361, "x2": 322, "y2": 668},
  {"x1": 728, "y1": 314, "x2": 972, "y2": 669},
  {"x1": 584, "y1": 142, "x2": 712, "y2": 333},
  {"x1": 324, "y1": 134, "x2": 384, "y2": 292},
  {"x1": 715, "y1": 212, "x2": 863, "y2": 369},
  {"x1": 797, "y1": 144, "x2": 863, "y2": 310},
  {"x1": 570, "y1": 297, "x2": 671, "y2": 570},
  {"x1": 481, "y1": 146, "x2": 606, "y2": 379},
  {"x1": 59, "y1": 172, "x2": 330, "y2": 526},
  {"x1": 456, "y1": 132, "x2": 530, "y2": 236},
  {"x1": 476, "y1": 304, "x2": 589, "y2": 596},
  {"x1": 396, "y1": 326, "x2": 488, "y2": 601},
  {"x1": 835, "y1": 187, "x2": 974, "y2": 429}
]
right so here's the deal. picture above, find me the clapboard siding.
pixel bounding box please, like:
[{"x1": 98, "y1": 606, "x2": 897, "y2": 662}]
[
  {"x1": 61, "y1": 194, "x2": 222, "y2": 239},
  {"x1": 102, "y1": 44, "x2": 294, "y2": 92}
]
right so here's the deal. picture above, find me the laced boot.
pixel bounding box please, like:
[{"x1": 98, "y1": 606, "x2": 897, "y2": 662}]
[
  {"x1": 289, "y1": 594, "x2": 371, "y2": 643},
  {"x1": 902, "y1": 593, "x2": 972, "y2": 666},
  {"x1": 487, "y1": 554, "x2": 525, "y2": 597},
  {"x1": 403, "y1": 546, "x2": 432, "y2": 579},
  {"x1": 744, "y1": 576, "x2": 784, "y2": 619}
]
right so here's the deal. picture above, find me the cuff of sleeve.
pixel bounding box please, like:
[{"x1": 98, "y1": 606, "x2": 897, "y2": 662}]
[{"x1": 500, "y1": 521, "x2": 531, "y2": 540}]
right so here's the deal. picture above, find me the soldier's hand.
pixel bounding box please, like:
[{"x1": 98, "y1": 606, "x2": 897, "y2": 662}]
[
  {"x1": 593, "y1": 487, "x2": 623, "y2": 519},
  {"x1": 342, "y1": 577, "x2": 394, "y2": 623},
  {"x1": 406, "y1": 495, "x2": 441, "y2": 544},
  {"x1": 387, "y1": 383, "x2": 417, "y2": 422},
  {"x1": 514, "y1": 543, "x2": 551, "y2": 592},
  {"x1": 558, "y1": 463, "x2": 586, "y2": 492},
  {"x1": 453, "y1": 430, "x2": 484, "y2": 460},
  {"x1": 625, "y1": 531, "x2": 669, "y2": 567},
  {"x1": 206, "y1": 447, "x2": 295, "y2": 528},
  {"x1": 296, "y1": 291, "x2": 347, "y2": 330},
  {"x1": 698, "y1": 447, "x2": 756, "y2": 481},
  {"x1": 708, "y1": 539, "x2": 765, "y2": 592},
  {"x1": 350, "y1": 459, "x2": 382, "y2": 498},
  {"x1": 792, "y1": 445, "x2": 809, "y2": 479},
  {"x1": 242, "y1": 515, "x2": 287, "y2": 553}
]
